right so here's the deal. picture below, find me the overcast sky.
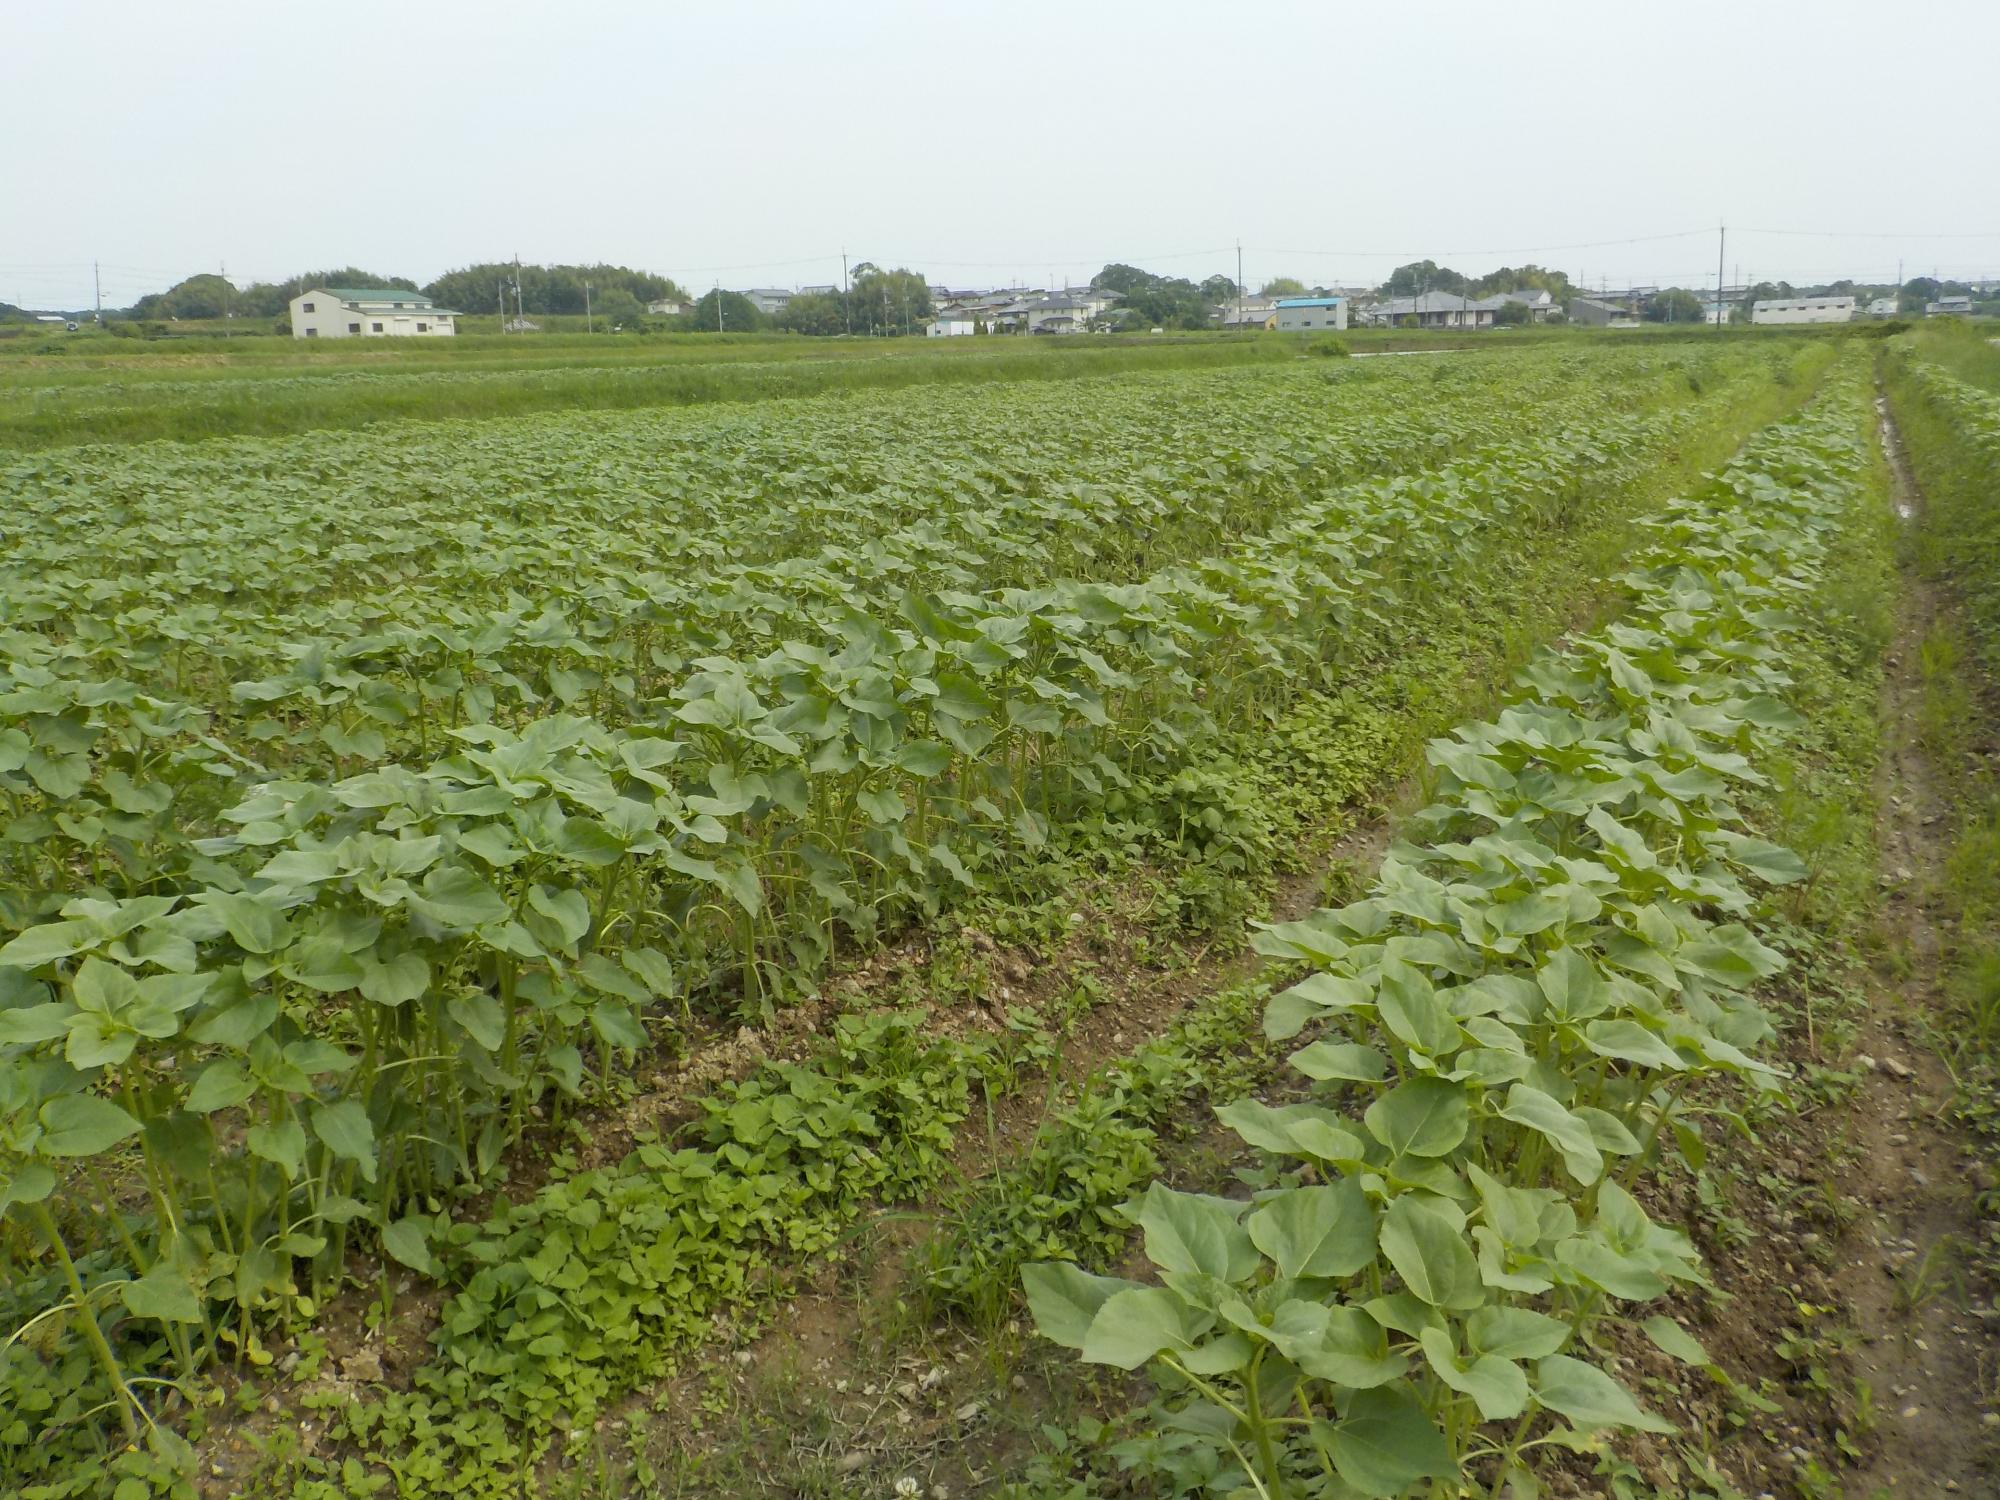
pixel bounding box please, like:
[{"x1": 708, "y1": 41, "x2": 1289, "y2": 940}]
[{"x1": 5, "y1": 0, "x2": 1997, "y2": 310}]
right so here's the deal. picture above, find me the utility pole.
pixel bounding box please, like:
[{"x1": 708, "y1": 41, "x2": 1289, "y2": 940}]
[
  {"x1": 716, "y1": 281, "x2": 724, "y2": 333},
  {"x1": 584, "y1": 280, "x2": 593, "y2": 334},
  {"x1": 1236, "y1": 239, "x2": 1244, "y2": 332},
  {"x1": 499, "y1": 279, "x2": 507, "y2": 332},
  {"x1": 842, "y1": 249, "x2": 851, "y2": 336},
  {"x1": 93, "y1": 261, "x2": 101, "y2": 324},
  {"x1": 1715, "y1": 222, "x2": 1726, "y2": 328}
]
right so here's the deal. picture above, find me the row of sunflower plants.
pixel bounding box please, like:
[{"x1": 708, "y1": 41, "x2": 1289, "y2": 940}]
[
  {"x1": 1024, "y1": 360, "x2": 1874, "y2": 1497},
  {"x1": 3, "y1": 343, "x2": 1793, "y2": 757},
  {"x1": 1, "y1": 354, "x2": 1612, "y2": 702},
  {"x1": 0, "y1": 344, "x2": 1809, "y2": 1488},
  {"x1": 0, "y1": 394, "x2": 1727, "y2": 1480}
]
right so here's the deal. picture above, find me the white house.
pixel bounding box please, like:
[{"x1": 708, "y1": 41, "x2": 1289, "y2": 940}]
[
  {"x1": 1275, "y1": 296, "x2": 1348, "y2": 332},
  {"x1": 1751, "y1": 296, "x2": 1856, "y2": 325},
  {"x1": 1359, "y1": 292, "x2": 1485, "y2": 329},
  {"x1": 742, "y1": 287, "x2": 794, "y2": 316},
  {"x1": 926, "y1": 308, "x2": 979, "y2": 337},
  {"x1": 1926, "y1": 295, "x2": 1974, "y2": 317},
  {"x1": 646, "y1": 297, "x2": 688, "y2": 316},
  {"x1": 1488, "y1": 288, "x2": 1557, "y2": 322},
  {"x1": 290, "y1": 287, "x2": 458, "y2": 339},
  {"x1": 1866, "y1": 297, "x2": 1899, "y2": 318}
]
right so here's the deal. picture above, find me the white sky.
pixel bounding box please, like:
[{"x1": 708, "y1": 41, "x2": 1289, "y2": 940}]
[{"x1": 5, "y1": 0, "x2": 1997, "y2": 310}]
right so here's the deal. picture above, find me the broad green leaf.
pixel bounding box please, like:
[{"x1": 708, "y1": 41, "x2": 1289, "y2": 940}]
[
  {"x1": 247, "y1": 1118, "x2": 307, "y2": 1175},
  {"x1": 1023, "y1": 1262, "x2": 1142, "y2": 1350},
  {"x1": 38, "y1": 1094, "x2": 142, "y2": 1157},
  {"x1": 1318, "y1": 1386, "x2": 1453, "y2": 1497},
  {"x1": 1364, "y1": 1077, "x2": 1468, "y2": 1159},
  {"x1": 1266, "y1": 972, "x2": 1372, "y2": 1042},
  {"x1": 1377, "y1": 962, "x2": 1457, "y2": 1056},
  {"x1": 1641, "y1": 1315, "x2": 1712, "y2": 1367},
  {"x1": 359, "y1": 951, "x2": 431, "y2": 1007},
  {"x1": 0, "y1": 920, "x2": 94, "y2": 969},
  {"x1": 1496, "y1": 1084, "x2": 1603, "y2": 1184},
  {"x1": 526, "y1": 885, "x2": 591, "y2": 948},
  {"x1": 412, "y1": 866, "x2": 511, "y2": 929},
  {"x1": 1279, "y1": 1301, "x2": 1407, "y2": 1388},
  {"x1": 0, "y1": 1002, "x2": 72, "y2": 1045},
  {"x1": 1289, "y1": 1040, "x2": 1388, "y2": 1083},
  {"x1": 1580, "y1": 1019, "x2": 1685, "y2": 1072},
  {"x1": 189, "y1": 991, "x2": 278, "y2": 1048},
  {"x1": 1534, "y1": 1354, "x2": 1675, "y2": 1433},
  {"x1": 310, "y1": 1099, "x2": 378, "y2": 1182},
  {"x1": 1136, "y1": 1186, "x2": 1257, "y2": 1282},
  {"x1": 120, "y1": 1264, "x2": 202, "y2": 1324},
  {"x1": 1080, "y1": 1287, "x2": 1195, "y2": 1370},
  {"x1": 1246, "y1": 1179, "x2": 1376, "y2": 1279},
  {"x1": 1467, "y1": 1306, "x2": 1571, "y2": 1360},
  {"x1": 1420, "y1": 1326, "x2": 1529, "y2": 1420},
  {"x1": 448, "y1": 991, "x2": 506, "y2": 1052},
  {"x1": 186, "y1": 1059, "x2": 256, "y2": 1113},
  {"x1": 1379, "y1": 1196, "x2": 1482, "y2": 1310},
  {"x1": 1713, "y1": 832, "x2": 1808, "y2": 885},
  {"x1": 205, "y1": 892, "x2": 290, "y2": 955},
  {"x1": 381, "y1": 1216, "x2": 437, "y2": 1276},
  {"x1": 0, "y1": 1162, "x2": 57, "y2": 1212},
  {"x1": 1535, "y1": 946, "x2": 1608, "y2": 1021}
]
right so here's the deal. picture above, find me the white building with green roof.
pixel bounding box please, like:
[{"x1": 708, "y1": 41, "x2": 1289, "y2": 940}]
[{"x1": 289, "y1": 286, "x2": 460, "y2": 339}]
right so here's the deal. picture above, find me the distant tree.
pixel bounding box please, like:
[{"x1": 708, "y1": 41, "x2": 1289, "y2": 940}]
[
  {"x1": 1491, "y1": 300, "x2": 1530, "y2": 326},
  {"x1": 1259, "y1": 277, "x2": 1308, "y2": 298},
  {"x1": 423, "y1": 262, "x2": 686, "y2": 318},
  {"x1": 1092, "y1": 263, "x2": 1161, "y2": 296},
  {"x1": 590, "y1": 287, "x2": 644, "y2": 328},
  {"x1": 676, "y1": 289, "x2": 765, "y2": 332},
  {"x1": 1469, "y1": 263, "x2": 1572, "y2": 300},
  {"x1": 1387, "y1": 260, "x2": 1467, "y2": 296},
  {"x1": 848, "y1": 265, "x2": 933, "y2": 335},
  {"x1": 127, "y1": 274, "x2": 240, "y2": 320},
  {"x1": 1645, "y1": 288, "x2": 1706, "y2": 324},
  {"x1": 1900, "y1": 275, "x2": 1941, "y2": 313},
  {"x1": 1200, "y1": 273, "x2": 1239, "y2": 304},
  {"x1": 777, "y1": 292, "x2": 847, "y2": 336},
  {"x1": 226, "y1": 267, "x2": 420, "y2": 318}
]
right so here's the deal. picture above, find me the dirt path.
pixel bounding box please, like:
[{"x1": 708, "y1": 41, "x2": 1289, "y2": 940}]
[{"x1": 1823, "y1": 392, "x2": 1999, "y2": 1493}]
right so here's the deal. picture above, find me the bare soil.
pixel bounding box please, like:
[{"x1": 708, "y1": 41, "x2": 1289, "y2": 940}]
[{"x1": 1826, "y1": 394, "x2": 2000, "y2": 1493}]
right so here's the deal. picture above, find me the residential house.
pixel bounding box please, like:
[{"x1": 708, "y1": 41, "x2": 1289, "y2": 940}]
[
  {"x1": 289, "y1": 287, "x2": 459, "y2": 339},
  {"x1": 1487, "y1": 288, "x2": 1557, "y2": 322},
  {"x1": 742, "y1": 287, "x2": 795, "y2": 316},
  {"x1": 1217, "y1": 297, "x2": 1278, "y2": 330},
  {"x1": 1926, "y1": 295, "x2": 1975, "y2": 317},
  {"x1": 1027, "y1": 294, "x2": 1095, "y2": 334},
  {"x1": 1359, "y1": 292, "x2": 1492, "y2": 329},
  {"x1": 1751, "y1": 296, "x2": 1856, "y2": 325},
  {"x1": 1274, "y1": 296, "x2": 1348, "y2": 332},
  {"x1": 646, "y1": 297, "x2": 689, "y2": 316},
  {"x1": 1568, "y1": 297, "x2": 1640, "y2": 328},
  {"x1": 1865, "y1": 297, "x2": 1899, "y2": 318},
  {"x1": 926, "y1": 308, "x2": 980, "y2": 337}
]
